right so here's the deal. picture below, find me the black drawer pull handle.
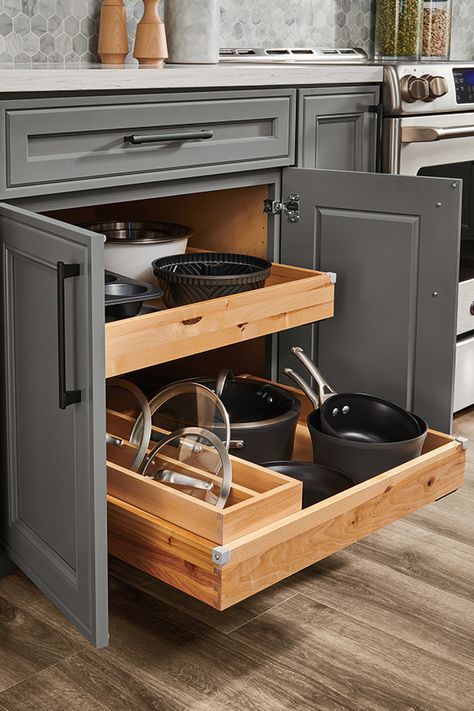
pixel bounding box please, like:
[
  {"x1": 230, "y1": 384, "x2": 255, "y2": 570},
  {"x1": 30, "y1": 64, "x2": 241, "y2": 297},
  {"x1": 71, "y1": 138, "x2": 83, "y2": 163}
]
[
  {"x1": 57, "y1": 261, "x2": 81, "y2": 410},
  {"x1": 124, "y1": 130, "x2": 214, "y2": 145}
]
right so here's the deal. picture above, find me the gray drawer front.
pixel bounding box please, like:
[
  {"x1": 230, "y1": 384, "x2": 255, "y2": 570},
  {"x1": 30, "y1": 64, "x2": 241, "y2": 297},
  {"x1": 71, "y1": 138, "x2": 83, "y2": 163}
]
[
  {"x1": 454, "y1": 334, "x2": 474, "y2": 412},
  {"x1": 457, "y1": 278, "x2": 474, "y2": 336},
  {"x1": 3, "y1": 90, "x2": 295, "y2": 197}
]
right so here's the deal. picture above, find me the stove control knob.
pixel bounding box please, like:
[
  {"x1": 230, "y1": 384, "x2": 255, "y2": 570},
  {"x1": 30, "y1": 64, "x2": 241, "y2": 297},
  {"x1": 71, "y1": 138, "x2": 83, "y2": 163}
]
[
  {"x1": 400, "y1": 74, "x2": 430, "y2": 103},
  {"x1": 427, "y1": 75, "x2": 449, "y2": 99}
]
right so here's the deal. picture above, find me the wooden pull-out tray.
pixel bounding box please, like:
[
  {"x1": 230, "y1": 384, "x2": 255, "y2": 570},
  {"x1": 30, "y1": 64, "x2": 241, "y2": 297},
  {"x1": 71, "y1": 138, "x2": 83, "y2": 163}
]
[
  {"x1": 106, "y1": 390, "x2": 466, "y2": 611},
  {"x1": 105, "y1": 263, "x2": 334, "y2": 377}
]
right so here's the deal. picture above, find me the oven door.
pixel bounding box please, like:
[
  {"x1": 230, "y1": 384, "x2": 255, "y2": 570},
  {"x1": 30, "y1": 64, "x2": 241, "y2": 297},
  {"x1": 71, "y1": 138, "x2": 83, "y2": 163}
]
[
  {"x1": 384, "y1": 112, "x2": 474, "y2": 176},
  {"x1": 385, "y1": 113, "x2": 474, "y2": 412}
]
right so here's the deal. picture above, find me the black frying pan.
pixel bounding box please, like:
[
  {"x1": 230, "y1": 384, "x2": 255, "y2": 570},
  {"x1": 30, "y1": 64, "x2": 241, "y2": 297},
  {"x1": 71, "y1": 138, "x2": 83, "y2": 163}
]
[
  {"x1": 291, "y1": 347, "x2": 425, "y2": 444},
  {"x1": 262, "y1": 461, "x2": 353, "y2": 508}
]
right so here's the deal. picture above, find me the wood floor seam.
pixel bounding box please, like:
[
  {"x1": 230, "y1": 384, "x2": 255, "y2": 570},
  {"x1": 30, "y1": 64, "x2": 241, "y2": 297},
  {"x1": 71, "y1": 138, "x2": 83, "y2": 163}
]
[
  {"x1": 289, "y1": 591, "x2": 474, "y2": 673},
  {"x1": 0, "y1": 650, "x2": 83, "y2": 699},
  {"x1": 89, "y1": 646, "x2": 205, "y2": 711},
  {"x1": 223, "y1": 592, "x2": 300, "y2": 634}
]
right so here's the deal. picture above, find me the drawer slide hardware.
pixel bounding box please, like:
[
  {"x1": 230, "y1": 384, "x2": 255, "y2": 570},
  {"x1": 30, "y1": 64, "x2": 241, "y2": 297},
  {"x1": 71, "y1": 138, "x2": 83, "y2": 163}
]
[
  {"x1": 212, "y1": 545, "x2": 231, "y2": 567},
  {"x1": 264, "y1": 194, "x2": 300, "y2": 223}
]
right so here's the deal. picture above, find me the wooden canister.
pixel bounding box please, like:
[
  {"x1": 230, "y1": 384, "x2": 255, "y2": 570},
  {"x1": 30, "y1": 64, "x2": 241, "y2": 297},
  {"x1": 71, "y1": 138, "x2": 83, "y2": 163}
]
[
  {"x1": 98, "y1": 0, "x2": 128, "y2": 65},
  {"x1": 133, "y1": 0, "x2": 168, "y2": 67}
]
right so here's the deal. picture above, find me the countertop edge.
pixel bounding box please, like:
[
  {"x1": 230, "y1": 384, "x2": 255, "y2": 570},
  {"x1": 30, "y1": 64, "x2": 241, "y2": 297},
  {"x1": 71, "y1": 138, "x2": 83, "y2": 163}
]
[{"x1": 0, "y1": 64, "x2": 384, "y2": 93}]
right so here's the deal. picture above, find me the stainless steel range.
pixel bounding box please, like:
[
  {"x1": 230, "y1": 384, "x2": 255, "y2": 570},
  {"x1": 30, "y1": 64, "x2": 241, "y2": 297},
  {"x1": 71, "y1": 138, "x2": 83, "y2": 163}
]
[{"x1": 383, "y1": 63, "x2": 474, "y2": 413}]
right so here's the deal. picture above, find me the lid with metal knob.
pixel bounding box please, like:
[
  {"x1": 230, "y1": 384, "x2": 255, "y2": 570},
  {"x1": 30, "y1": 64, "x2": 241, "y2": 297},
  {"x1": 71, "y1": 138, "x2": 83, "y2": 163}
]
[
  {"x1": 130, "y1": 380, "x2": 233, "y2": 507},
  {"x1": 141, "y1": 426, "x2": 232, "y2": 508}
]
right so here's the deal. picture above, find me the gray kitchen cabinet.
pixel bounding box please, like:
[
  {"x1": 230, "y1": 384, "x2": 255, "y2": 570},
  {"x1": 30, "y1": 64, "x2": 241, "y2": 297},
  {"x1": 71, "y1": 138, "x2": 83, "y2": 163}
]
[
  {"x1": 296, "y1": 86, "x2": 379, "y2": 171},
  {"x1": 278, "y1": 169, "x2": 461, "y2": 434},
  {"x1": 0, "y1": 204, "x2": 108, "y2": 648},
  {"x1": 0, "y1": 89, "x2": 295, "y2": 201},
  {"x1": 0, "y1": 86, "x2": 464, "y2": 648}
]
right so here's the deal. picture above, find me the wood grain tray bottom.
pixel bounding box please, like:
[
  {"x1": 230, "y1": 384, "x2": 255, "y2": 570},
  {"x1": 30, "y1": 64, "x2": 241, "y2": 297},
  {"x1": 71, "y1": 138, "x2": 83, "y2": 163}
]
[{"x1": 107, "y1": 422, "x2": 465, "y2": 611}]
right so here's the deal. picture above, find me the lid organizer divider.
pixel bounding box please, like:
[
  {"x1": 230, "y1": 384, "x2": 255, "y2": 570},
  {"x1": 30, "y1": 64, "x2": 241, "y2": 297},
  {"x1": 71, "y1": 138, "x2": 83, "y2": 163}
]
[{"x1": 106, "y1": 408, "x2": 303, "y2": 544}]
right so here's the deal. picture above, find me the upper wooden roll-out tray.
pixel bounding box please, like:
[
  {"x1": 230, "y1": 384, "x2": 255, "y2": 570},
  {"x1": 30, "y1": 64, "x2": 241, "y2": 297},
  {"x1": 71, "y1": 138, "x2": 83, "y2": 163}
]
[{"x1": 105, "y1": 262, "x2": 335, "y2": 377}]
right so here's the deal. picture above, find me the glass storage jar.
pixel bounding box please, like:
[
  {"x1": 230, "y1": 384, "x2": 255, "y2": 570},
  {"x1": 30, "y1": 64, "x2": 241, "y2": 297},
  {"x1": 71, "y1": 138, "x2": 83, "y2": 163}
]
[
  {"x1": 422, "y1": 0, "x2": 452, "y2": 58},
  {"x1": 375, "y1": 0, "x2": 423, "y2": 60}
]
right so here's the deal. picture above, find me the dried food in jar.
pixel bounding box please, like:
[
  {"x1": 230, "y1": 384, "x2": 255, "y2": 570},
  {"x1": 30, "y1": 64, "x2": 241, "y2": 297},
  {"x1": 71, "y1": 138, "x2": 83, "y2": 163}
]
[
  {"x1": 422, "y1": 4, "x2": 451, "y2": 57},
  {"x1": 375, "y1": 0, "x2": 423, "y2": 59}
]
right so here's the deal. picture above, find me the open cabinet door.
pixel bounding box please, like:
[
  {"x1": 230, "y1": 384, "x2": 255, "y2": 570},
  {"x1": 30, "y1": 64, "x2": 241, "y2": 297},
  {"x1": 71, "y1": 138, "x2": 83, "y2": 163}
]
[
  {"x1": 0, "y1": 204, "x2": 108, "y2": 648},
  {"x1": 279, "y1": 168, "x2": 462, "y2": 433}
]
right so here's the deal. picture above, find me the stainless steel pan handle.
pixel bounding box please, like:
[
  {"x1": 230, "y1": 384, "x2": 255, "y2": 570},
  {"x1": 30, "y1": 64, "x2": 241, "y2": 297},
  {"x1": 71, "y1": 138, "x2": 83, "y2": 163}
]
[
  {"x1": 291, "y1": 346, "x2": 335, "y2": 405},
  {"x1": 401, "y1": 125, "x2": 474, "y2": 143},
  {"x1": 282, "y1": 368, "x2": 319, "y2": 410},
  {"x1": 215, "y1": 368, "x2": 234, "y2": 398}
]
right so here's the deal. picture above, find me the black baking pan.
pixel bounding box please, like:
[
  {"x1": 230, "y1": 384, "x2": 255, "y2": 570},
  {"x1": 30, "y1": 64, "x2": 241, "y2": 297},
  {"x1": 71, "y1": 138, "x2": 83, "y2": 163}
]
[
  {"x1": 105, "y1": 270, "x2": 164, "y2": 320},
  {"x1": 151, "y1": 252, "x2": 272, "y2": 306}
]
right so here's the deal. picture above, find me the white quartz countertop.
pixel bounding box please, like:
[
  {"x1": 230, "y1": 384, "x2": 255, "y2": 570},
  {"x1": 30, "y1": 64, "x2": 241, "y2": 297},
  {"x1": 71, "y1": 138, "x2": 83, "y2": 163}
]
[{"x1": 0, "y1": 62, "x2": 383, "y2": 93}]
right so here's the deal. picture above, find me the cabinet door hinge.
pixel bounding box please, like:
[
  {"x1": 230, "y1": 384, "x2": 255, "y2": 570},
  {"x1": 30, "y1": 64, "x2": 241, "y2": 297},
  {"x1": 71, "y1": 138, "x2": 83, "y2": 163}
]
[{"x1": 264, "y1": 194, "x2": 300, "y2": 223}]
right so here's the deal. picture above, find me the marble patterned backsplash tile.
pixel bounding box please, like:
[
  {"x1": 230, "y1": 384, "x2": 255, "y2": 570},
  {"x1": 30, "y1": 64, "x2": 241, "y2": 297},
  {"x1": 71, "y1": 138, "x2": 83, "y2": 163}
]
[{"x1": 0, "y1": 0, "x2": 471, "y2": 64}]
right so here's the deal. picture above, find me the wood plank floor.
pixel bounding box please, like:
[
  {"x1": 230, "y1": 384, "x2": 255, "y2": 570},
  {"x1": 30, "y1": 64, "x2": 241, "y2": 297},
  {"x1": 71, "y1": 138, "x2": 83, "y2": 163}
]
[{"x1": 1, "y1": 410, "x2": 473, "y2": 710}]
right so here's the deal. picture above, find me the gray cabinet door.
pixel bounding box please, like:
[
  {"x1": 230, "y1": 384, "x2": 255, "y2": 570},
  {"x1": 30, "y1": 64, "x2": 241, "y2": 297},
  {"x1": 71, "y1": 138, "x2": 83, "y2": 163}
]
[
  {"x1": 0, "y1": 204, "x2": 108, "y2": 647},
  {"x1": 279, "y1": 168, "x2": 461, "y2": 434},
  {"x1": 297, "y1": 87, "x2": 379, "y2": 171}
]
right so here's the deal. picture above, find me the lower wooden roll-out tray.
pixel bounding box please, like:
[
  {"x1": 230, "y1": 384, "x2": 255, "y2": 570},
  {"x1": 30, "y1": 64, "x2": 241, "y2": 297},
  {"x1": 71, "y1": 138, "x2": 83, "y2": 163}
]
[{"x1": 106, "y1": 390, "x2": 466, "y2": 611}]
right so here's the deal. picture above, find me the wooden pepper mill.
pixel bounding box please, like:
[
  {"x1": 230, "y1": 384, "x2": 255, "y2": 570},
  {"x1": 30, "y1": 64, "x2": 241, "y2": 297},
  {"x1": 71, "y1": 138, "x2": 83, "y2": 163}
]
[
  {"x1": 98, "y1": 0, "x2": 128, "y2": 65},
  {"x1": 133, "y1": 0, "x2": 168, "y2": 67}
]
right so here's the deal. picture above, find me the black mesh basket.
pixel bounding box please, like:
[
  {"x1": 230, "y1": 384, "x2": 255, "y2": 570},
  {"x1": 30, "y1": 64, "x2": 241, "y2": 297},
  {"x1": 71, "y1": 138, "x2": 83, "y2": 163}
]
[{"x1": 152, "y1": 252, "x2": 272, "y2": 306}]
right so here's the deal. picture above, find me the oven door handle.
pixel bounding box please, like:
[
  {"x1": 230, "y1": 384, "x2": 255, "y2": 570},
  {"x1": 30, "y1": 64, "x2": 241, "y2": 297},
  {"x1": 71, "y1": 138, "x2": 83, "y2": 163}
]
[{"x1": 401, "y1": 125, "x2": 474, "y2": 143}]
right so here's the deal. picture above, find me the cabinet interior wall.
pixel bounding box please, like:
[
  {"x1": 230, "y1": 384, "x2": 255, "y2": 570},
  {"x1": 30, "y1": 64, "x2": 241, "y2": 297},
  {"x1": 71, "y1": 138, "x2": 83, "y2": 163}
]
[
  {"x1": 47, "y1": 183, "x2": 272, "y2": 385},
  {"x1": 46, "y1": 184, "x2": 270, "y2": 259}
]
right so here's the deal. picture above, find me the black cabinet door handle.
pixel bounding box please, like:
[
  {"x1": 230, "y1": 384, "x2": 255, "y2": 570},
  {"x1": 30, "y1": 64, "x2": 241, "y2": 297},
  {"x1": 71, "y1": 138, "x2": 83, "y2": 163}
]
[
  {"x1": 124, "y1": 130, "x2": 214, "y2": 145},
  {"x1": 57, "y1": 261, "x2": 81, "y2": 410}
]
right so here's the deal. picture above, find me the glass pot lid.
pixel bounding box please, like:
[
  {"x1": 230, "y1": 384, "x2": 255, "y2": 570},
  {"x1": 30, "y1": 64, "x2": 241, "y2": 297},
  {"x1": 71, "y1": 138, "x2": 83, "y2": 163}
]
[
  {"x1": 130, "y1": 381, "x2": 231, "y2": 452},
  {"x1": 106, "y1": 378, "x2": 152, "y2": 472},
  {"x1": 141, "y1": 426, "x2": 232, "y2": 508}
]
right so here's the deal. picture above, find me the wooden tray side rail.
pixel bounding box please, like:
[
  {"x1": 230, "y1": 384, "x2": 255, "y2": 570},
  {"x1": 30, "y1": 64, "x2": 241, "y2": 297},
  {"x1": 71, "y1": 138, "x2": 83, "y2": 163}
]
[{"x1": 219, "y1": 431, "x2": 464, "y2": 608}]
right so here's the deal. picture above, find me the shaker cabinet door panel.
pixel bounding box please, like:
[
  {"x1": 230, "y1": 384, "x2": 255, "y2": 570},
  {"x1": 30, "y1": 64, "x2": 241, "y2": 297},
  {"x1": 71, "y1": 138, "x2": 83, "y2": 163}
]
[
  {"x1": 297, "y1": 88, "x2": 379, "y2": 171},
  {"x1": 0, "y1": 204, "x2": 108, "y2": 647},
  {"x1": 279, "y1": 168, "x2": 461, "y2": 433}
]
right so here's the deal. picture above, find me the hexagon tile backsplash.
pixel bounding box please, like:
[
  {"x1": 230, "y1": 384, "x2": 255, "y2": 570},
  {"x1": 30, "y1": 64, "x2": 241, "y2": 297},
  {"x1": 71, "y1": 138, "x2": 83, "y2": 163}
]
[{"x1": 0, "y1": 0, "x2": 472, "y2": 64}]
